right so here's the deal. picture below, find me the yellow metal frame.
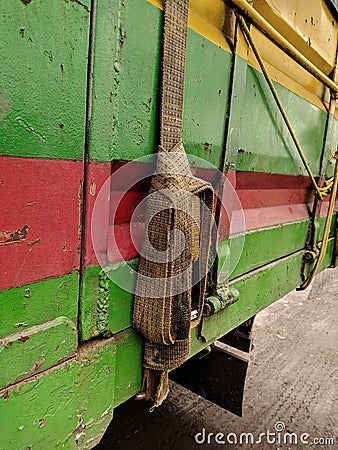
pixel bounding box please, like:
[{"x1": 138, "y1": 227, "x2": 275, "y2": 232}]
[{"x1": 228, "y1": 0, "x2": 338, "y2": 95}]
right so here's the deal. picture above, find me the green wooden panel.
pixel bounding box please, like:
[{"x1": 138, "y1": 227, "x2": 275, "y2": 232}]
[
  {"x1": 0, "y1": 0, "x2": 90, "y2": 159},
  {"x1": 182, "y1": 30, "x2": 231, "y2": 167},
  {"x1": 80, "y1": 262, "x2": 136, "y2": 342},
  {"x1": 0, "y1": 316, "x2": 77, "y2": 389},
  {"x1": 0, "y1": 338, "x2": 117, "y2": 450},
  {"x1": 0, "y1": 272, "x2": 79, "y2": 340},
  {"x1": 114, "y1": 329, "x2": 143, "y2": 407},
  {"x1": 80, "y1": 266, "x2": 102, "y2": 341},
  {"x1": 237, "y1": 66, "x2": 327, "y2": 176},
  {"x1": 88, "y1": 0, "x2": 161, "y2": 162},
  {"x1": 323, "y1": 113, "x2": 338, "y2": 179},
  {"x1": 219, "y1": 215, "x2": 332, "y2": 280},
  {"x1": 79, "y1": 217, "x2": 336, "y2": 340},
  {"x1": 88, "y1": 0, "x2": 231, "y2": 167},
  {"x1": 192, "y1": 239, "x2": 335, "y2": 353}
]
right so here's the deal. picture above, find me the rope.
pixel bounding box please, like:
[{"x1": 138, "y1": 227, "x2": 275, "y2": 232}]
[
  {"x1": 238, "y1": 16, "x2": 332, "y2": 200},
  {"x1": 299, "y1": 153, "x2": 338, "y2": 289},
  {"x1": 238, "y1": 16, "x2": 338, "y2": 288}
]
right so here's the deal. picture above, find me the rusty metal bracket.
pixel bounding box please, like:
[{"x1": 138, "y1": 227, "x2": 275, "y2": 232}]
[{"x1": 203, "y1": 286, "x2": 239, "y2": 317}]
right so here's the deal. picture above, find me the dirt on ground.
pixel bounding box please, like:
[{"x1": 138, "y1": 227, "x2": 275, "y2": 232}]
[{"x1": 95, "y1": 267, "x2": 338, "y2": 450}]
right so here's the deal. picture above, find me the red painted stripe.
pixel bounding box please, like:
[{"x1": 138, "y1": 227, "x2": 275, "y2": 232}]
[
  {"x1": 108, "y1": 187, "x2": 324, "y2": 227},
  {"x1": 109, "y1": 191, "x2": 148, "y2": 224},
  {"x1": 0, "y1": 156, "x2": 83, "y2": 290},
  {"x1": 110, "y1": 161, "x2": 320, "y2": 191},
  {"x1": 243, "y1": 204, "x2": 313, "y2": 233},
  {"x1": 107, "y1": 223, "x2": 144, "y2": 263},
  {"x1": 236, "y1": 188, "x2": 310, "y2": 209},
  {"x1": 101, "y1": 164, "x2": 334, "y2": 261},
  {"x1": 3, "y1": 157, "x2": 332, "y2": 283},
  {"x1": 83, "y1": 162, "x2": 111, "y2": 267},
  {"x1": 236, "y1": 172, "x2": 312, "y2": 190}
]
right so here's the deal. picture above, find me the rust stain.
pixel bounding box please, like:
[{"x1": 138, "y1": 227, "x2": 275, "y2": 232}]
[
  {"x1": 15, "y1": 322, "x2": 28, "y2": 328},
  {"x1": 0, "y1": 225, "x2": 29, "y2": 246},
  {"x1": 204, "y1": 142, "x2": 211, "y2": 153},
  {"x1": 73, "y1": 415, "x2": 86, "y2": 440},
  {"x1": 78, "y1": 179, "x2": 84, "y2": 240},
  {"x1": 18, "y1": 336, "x2": 29, "y2": 343},
  {"x1": 69, "y1": 0, "x2": 90, "y2": 13},
  {"x1": 89, "y1": 181, "x2": 96, "y2": 196},
  {"x1": 28, "y1": 357, "x2": 46, "y2": 376},
  {"x1": 39, "y1": 418, "x2": 46, "y2": 427},
  {"x1": 27, "y1": 238, "x2": 41, "y2": 247}
]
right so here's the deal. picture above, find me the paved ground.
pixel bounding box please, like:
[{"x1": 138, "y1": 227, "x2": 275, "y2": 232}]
[{"x1": 95, "y1": 267, "x2": 338, "y2": 450}]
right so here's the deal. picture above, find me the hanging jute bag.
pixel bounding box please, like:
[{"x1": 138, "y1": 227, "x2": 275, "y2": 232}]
[{"x1": 133, "y1": 0, "x2": 215, "y2": 408}]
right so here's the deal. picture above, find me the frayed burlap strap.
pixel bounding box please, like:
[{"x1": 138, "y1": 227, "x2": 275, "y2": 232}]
[{"x1": 132, "y1": 0, "x2": 214, "y2": 408}]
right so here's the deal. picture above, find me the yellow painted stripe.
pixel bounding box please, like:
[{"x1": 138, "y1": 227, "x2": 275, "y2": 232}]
[
  {"x1": 254, "y1": 0, "x2": 338, "y2": 75},
  {"x1": 247, "y1": 28, "x2": 328, "y2": 112},
  {"x1": 147, "y1": 0, "x2": 337, "y2": 116}
]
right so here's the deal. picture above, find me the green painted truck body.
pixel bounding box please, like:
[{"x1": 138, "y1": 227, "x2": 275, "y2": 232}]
[{"x1": 0, "y1": 0, "x2": 337, "y2": 448}]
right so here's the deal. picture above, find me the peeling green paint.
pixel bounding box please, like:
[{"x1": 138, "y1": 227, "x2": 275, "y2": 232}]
[
  {"x1": 0, "y1": 337, "x2": 116, "y2": 450},
  {"x1": 0, "y1": 272, "x2": 79, "y2": 340},
  {"x1": 96, "y1": 270, "x2": 110, "y2": 337},
  {"x1": 0, "y1": 316, "x2": 77, "y2": 389}
]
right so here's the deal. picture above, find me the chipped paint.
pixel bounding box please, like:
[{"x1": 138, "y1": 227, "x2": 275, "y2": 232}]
[
  {"x1": 95, "y1": 270, "x2": 110, "y2": 336},
  {"x1": 16, "y1": 118, "x2": 46, "y2": 142},
  {"x1": 38, "y1": 418, "x2": 46, "y2": 428},
  {"x1": 26, "y1": 238, "x2": 41, "y2": 247},
  {"x1": 73, "y1": 414, "x2": 86, "y2": 440},
  {"x1": 0, "y1": 225, "x2": 29, "y2": 246},
  {"x1": 89, "y1": 181, "x2": 96, "y2": 196},
  {"x1": 0, "y1": 317, "x2": 77, "y2": 389},
  {"x1": 28, "y1": 358, "x2": 46, "y2": 376},
  {"x1": 69, "y1": 0, "x2": 90, "y2": 14},
  {"x1": 0, "y1": 91, "x2": 12, "y2": 122}
]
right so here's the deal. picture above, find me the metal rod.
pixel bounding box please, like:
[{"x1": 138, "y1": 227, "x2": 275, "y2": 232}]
[
  {"x1": 299, "y1": 153, "x2": 338, "y2": 289},
  {"x1": 238, "y1": 16, "x2": 323, "y2": 198},
  {"x1": 226, "y1": 0, "x2": 338, "y2": 95}
]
